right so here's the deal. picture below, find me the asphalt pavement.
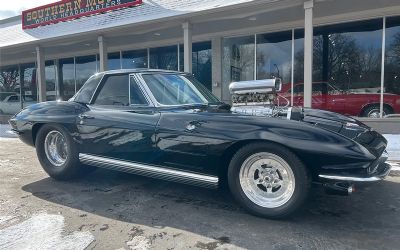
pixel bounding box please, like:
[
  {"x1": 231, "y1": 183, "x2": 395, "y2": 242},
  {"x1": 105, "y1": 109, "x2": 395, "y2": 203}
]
[{"x1": 0, "y1": 138, "x2": 400, "y2": 250}]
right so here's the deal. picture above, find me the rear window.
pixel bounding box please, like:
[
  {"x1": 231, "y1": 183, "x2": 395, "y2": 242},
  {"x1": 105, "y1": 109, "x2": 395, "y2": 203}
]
[{"x1": 74, "y1": 74, "x2": 103, "y2": 103}]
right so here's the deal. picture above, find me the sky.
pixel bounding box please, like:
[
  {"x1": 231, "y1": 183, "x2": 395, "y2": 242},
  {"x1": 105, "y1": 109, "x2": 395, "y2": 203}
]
[{"x1": 0, "y1": 0, "x2": 56, "y2": 20}]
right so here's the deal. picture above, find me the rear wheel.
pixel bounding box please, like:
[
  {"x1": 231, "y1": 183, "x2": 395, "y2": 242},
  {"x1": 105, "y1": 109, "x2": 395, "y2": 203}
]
[
  {"x1": 228, "y1": 142, "x2": 310, "y2": 218},
  {"x1": 361, "y1": 104, "x2": 392, "y2": 118},
  {"x1": 35, "y1": 124, "x2": 86, "y2": 180}
]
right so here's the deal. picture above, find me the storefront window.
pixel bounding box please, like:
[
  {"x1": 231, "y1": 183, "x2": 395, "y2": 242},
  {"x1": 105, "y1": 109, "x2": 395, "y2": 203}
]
[
  {"x1": 289, "y1": 20, "x2": 383, "y2": 117},
  {"x1": 108, "y1": 52, "x2": 121, "y2": 70},
  {"x1": 58, "y1": 58, "x2": 75, "y2": 101},
  {"x1": 385, "y1": 16, "x2": 400, "y2": 117},
  {"x1": 0, "y1": 65, "x2": 20, "y2": 115},
  {"x1": 222, "y1": 36, "x2": 255, "y2": 102},
  {"x1": 257, "y1": 31, "x2": 292, "y2": 106},
  {"x1": 150, "y1": 45, "x2": 178, "y2": 71},
  {"x1": 20, "y1": 63, "x2": 37, "y2": 108},
  {"x1": 45, "y1": 60, "x2": 57, "y2": 101},
  {"x1": 257, "y1": 31, "x2": 292, "y2": 82},
  {"x1": 121, "y1": 49, "x2": 148, "y2": 69},
  {"x1": 179, "y1": 42, "x2": 213, "y2": 90},
  {"x1": 76, "y1": 55, "x2": 97, "y2": 91}
]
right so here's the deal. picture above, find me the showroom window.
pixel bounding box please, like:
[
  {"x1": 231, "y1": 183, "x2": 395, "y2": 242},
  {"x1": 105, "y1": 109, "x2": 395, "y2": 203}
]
[
  {"x1": 45, "y1": 61, "x2": 57, "y2": 101},
  {"x1": 108, "y1": 52, "x2": 121, "y2": 70},
  {"x1": 221, "y1": 18, "x2": 396, "y2": 117},
  {"x1": 75, "y1": 55, "x2": 97, "y2": 91},
  {"x1": 0, "y1": 65, "x2": 20, "y2": 115},
  {"x1": 222, "y1": 35, "x2": 255, "y2": 102},
  {"x1": 122, "y1": 49, "x2": 148, "y2": 69},
  {"x1": 150, "y1": 45, "x2": 178, "y2": 71},
  {"x1": 385, "y1": 16, "x2": 400, "y2": 117},
  {"x1": 179, "y1": 41, "x2": 213, "y2": 90},
  {"x1": 257, "y1": 31, "x2": 293, "y2": 106},
  {"x1": 58, "y1": 58, "x2": 75, "y2": 101},
  {"x1": 311, "y1": 19, "x2": 383, "y2": 117},
  {"x1": 20, "y1": 63, "x2": 38, "y2": 108}
]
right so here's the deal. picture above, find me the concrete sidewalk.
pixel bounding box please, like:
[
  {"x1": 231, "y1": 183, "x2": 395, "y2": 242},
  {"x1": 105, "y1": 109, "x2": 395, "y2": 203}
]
[{"x1": 1, "y1": 124, "x2": 399, "y2": 161}]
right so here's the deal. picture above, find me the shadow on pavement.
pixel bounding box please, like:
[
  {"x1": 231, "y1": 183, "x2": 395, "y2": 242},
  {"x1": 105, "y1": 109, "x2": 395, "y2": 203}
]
[{"x1": 22, "y1": 168, "x2": 400, "y2": 249}]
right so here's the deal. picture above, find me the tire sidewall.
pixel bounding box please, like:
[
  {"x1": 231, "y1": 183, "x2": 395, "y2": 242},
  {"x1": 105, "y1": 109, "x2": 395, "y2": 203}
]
[
  {"x1": 228, "y1": 143, "x2": 309, "y2": 218},
  {"x1": 35, "y1": 124, "x2": 79, "y2": 178}
]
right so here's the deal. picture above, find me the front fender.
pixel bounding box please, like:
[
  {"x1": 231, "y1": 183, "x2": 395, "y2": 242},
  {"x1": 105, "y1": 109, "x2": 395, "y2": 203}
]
[
  {"x1": 9, "y1": 101, "x2": 88, "y2": 146},
  {"x1": 199, "y1": 114, "x2": 376, "y2": 171}
]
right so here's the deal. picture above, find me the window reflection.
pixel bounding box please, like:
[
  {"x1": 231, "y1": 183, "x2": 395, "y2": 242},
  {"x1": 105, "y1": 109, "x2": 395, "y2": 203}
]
[
  {"x1": 0, "y1": 65, "x2": 21, "y2": 115},
  {"x1": 257, "y1": 31, "x2": 292, "y2": 82},
  {"x1": 121, "y1": 49, "x2": 148, "y2": 69},
  {"x1": 385, "y1": 16, "x2": 400, "y2": 116},
  {"x1": 20, "y1": 63, "x2": 38, "y2": 108},
  {"x1": 45, "y1": 60, "x2": 57, "y2": 101},
  {"x1": 257, "y1": 31, "x2": 292, "y2": 106},
  {"x1": 108, "y1": 52, "x2": 121, "y2": 70},
  {"x1": 58, "y1": 58, "x2": 75, "y2": 101},
  {"x1": 76, "y1": 55, "x2": 97, "y2": 91},
  {"x1": 150, "y1": 46, "x2": 178, "y2": 71},
  {"x1": 222, "y1": 36, "x2": 255, "y2": 102},
  {"x1": 179, "y1": 42, "x2": 213, "y2": 90},
  {"x1": 292, "y1": 20, "x2": 384, "y2": 117}
]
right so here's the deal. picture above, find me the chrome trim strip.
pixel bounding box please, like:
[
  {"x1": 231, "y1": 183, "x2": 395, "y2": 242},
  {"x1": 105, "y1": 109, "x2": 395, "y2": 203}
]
[
  {"x1": 318, "y1": 175, "x2": 382, "y2": 182},
  {"x1": 319, "y1": 163, "x2": 392, "y2": 182},
  {"x1": 79, "y1": 153, "x2": 219, "y2": 188}
]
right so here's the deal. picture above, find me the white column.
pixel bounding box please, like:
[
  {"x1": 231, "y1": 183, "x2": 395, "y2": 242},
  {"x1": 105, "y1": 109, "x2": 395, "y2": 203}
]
[
  {"x1": 303, "y1": 0, "x2": 314, "y2": 108},
  {"x1": 98, "y1": 35, "x2": 107, "y2": 72},
  {"x1": 36, "y1": 46, "x2": 46, "y2": 102},
  {"x1": 211, "y1": 37, "x2": 223, "y2": 99},
  {"x1": 380, "y1": 17, "x2": 386, "y2": 118},
  {"x1": 182, "y1": 22, "x2": 193, "y2": 73}
]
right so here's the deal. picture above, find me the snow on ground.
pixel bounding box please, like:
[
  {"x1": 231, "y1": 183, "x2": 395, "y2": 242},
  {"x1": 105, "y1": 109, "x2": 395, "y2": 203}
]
[
  {"x1": 384, "y1": 134, "x2": 400, "y2": 161},
  {"x1": 0, "y1": 124, "x2": 16, "y2": 139},
  {"x1": 0, "y1": 213, "x2": 94, "y2": 250}
]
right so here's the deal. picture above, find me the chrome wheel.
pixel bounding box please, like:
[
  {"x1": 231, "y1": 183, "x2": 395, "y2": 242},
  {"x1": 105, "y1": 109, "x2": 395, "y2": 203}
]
[
  {"x1": 367, "y1": 109, "x2": 383, "y2": 118},
  {"x1": 44, "y1": 130, "x2": 68, "y2": 167},
  {"x1": 239, "y1": 152, "x2": 295, "y2": 208}
]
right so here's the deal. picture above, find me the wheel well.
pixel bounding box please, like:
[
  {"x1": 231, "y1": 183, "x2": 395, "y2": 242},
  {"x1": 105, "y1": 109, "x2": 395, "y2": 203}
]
[
  {"x1": 31, "y1": 123, "x2": 45, "y2": 146},
  {"x1": 218, "y1": 139, "x2": 306, "y2": 187}
]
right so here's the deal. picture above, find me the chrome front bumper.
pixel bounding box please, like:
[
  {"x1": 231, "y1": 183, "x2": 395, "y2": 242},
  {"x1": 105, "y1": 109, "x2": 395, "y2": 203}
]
[{"x1": 319, "y1": 151, "x2": 392, "y2": 182}]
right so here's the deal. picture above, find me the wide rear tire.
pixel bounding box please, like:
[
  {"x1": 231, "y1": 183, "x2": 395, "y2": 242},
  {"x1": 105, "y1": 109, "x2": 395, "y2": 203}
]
[
  {"x1": 35, "y1": 124, "x2": 85, "y2": 180},
  {"x1": 227, "y1": 142, "x2": 310, "y2": 219}
]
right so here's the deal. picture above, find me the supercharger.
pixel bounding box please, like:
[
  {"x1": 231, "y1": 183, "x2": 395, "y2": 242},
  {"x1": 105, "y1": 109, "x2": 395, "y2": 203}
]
[{"x1": 229, "y1": 78, "x2": 303, "y2": 120}]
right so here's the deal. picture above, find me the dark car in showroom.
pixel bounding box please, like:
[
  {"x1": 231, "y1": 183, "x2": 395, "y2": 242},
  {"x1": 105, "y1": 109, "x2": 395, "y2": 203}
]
[{"x1": 9, "y1": 69, "x2": 391, "y2": 218}]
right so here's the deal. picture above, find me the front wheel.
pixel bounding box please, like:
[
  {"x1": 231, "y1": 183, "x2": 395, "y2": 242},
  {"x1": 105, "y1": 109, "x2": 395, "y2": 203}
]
[
  {"x1": 228, "y1": 143, "x2": 310, "y2": 219},
  {"x1": 36, "y1": 124, "x2": 86, "y2": 180}
]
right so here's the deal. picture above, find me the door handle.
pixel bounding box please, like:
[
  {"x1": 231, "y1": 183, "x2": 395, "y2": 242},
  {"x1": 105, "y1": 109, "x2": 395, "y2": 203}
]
[{"x1": 79, "y1": 114, "x2": 95, "y2": 120}]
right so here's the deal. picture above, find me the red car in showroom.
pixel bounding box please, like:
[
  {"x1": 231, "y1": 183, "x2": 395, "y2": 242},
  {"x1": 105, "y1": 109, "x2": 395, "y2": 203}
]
[{"x1": 278, "y1": 82, "x2": 400, "y2": 117}]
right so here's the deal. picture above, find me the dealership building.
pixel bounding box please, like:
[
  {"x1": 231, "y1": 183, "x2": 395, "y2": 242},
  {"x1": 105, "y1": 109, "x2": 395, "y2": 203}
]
[{"x1": 0, "y1": 0, "x2": 400, "y2": 131}]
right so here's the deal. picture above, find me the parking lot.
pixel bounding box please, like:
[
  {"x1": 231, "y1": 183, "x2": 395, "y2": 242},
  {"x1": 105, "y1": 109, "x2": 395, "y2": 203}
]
[{"x1": 1, "y1": 138, "x2": 400, "y2": 250}]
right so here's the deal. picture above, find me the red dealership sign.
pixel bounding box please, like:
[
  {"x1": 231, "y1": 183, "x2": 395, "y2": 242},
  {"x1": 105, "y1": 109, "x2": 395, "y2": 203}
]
[{"x1": 22, "y1": 0, "x2": 143, "y2": 30}]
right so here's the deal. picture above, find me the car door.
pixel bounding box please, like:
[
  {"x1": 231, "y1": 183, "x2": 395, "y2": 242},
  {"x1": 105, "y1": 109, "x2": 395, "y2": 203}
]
[
  {"x1": 77, "y1": 73, "x2": 160, "y2": 164},
  {"x1": 325, "y1": 83, "x2": 346, "y2": 114},
  {"x1": 311, "y1": 82, "x2": 327, "y2": 110}
]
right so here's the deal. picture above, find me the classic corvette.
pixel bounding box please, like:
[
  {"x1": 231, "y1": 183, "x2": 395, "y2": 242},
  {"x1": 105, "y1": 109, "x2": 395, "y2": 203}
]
[
  {"x1": 9, "y1": 69, "x2": 391, "y2": 218},
  {"x1": 279, "y1": 82, "x2": 400, "y2": 117}
]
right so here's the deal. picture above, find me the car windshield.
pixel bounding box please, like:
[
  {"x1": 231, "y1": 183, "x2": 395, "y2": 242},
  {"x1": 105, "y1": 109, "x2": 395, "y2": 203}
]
[{"x1": 141, "y1": 73, "x2": 220, "y2": 105}]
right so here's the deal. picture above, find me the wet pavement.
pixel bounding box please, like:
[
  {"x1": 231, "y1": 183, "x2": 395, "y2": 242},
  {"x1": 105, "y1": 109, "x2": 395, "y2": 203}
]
[{"x1": 0, "y1": 139, "x2": 400, "y2": 249}]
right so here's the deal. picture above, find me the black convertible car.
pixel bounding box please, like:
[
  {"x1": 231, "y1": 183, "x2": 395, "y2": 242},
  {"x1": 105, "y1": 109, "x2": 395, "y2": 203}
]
[{"x1": 9, "y1": 69, "x2": 391, "y2": 218}]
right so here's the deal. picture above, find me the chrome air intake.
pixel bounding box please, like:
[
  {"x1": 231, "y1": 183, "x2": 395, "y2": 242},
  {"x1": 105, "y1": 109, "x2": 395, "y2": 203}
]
[{"x1": 229, "y1": 79, "x2": 303, "y2": 120}]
